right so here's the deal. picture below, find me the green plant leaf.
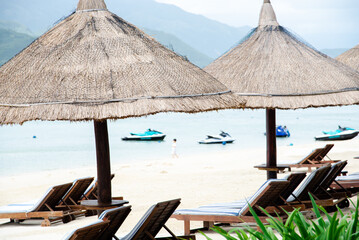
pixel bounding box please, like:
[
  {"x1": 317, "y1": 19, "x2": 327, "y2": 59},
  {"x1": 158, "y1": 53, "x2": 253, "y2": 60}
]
[
  {"x1": 309, "y1": 194, "x2": 326, "y2": 229},
  {"x1": 347, "y1": 197, "x2": 359, "y2": 240},
  {"x1": 246, "y1": 203, "x2": 272, "y2": 239},
  {"x1": 199, "y1": 230, "x2": 213, "y2": 240}
]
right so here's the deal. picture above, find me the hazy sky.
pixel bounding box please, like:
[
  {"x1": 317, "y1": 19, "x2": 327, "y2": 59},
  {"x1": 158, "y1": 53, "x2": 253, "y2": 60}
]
[{"x1": 155, "y1": 0, "x2": 359, "y2": 49}]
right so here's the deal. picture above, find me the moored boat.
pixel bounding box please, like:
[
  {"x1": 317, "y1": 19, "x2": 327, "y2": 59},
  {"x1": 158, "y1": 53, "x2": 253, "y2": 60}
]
[
  {"x1": 264, "y1": 125, "x2": 290, "y2": 137},
  {"x1": 198, "y1": 131, "x2": 235, "y2": 144},
  {"x1": 122, "y1": 129, "x2": 166, "y2": 141},
  {"x1": 276, "y1": 125, "x2": 290, "y2": 137},
  {"x1": 315, "y1": 126, "x2": 359, "y2": 141}
]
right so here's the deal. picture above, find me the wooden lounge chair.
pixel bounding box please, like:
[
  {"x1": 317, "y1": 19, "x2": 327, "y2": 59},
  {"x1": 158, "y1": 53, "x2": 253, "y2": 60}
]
[
  {"x1": 59, "y1": 177, "x2": 94, "y2": 207},
  {"x1": 197, "y1": 173, "x2": 307, "y2": 212},
  {"x1": 313, "y1": 144, "x2": 335, "y2": 161},
  {"x1": 330, "y1": 171, "x2": 359, "y2": 196},
  {"x1": 81, "y1": 174, "x2": 123, "y2": 216},
  {"x1": 314, "y1": 161, "x2": 352, "y2": 209},
  {"x1": 271, "y1": 172, "x2": 307, "y2": 206},
  {"x1": 63, "y1": 220, "x2": 110, "y2": 240},
  {"x1": 0, "y1": 183, "x2": 74, "y2": 226},
  {"x1": 82, "y1": 174, "x2": 117, "y2": 200},
  {"x1": 63, "y1": 206, "x2": 131, "y2": 240},
  {"x1": 171, "y1": 180, "x2": 290, "y2": 235},
  {"x1": 121, "y1": 199, "x2": 195, "y2": 240},
  {"x1": 254, "y1": 144, "x2": 337, "y2": 172},
  {"x1": 314, "y1": 161, "x2": 348, "y2": 197},
  {"x1": 98, "y1": 205, "x2": 132, "y2": 240},
  {"x1": 284, "y1": 165, "x2": 342, "y2": 209},
  {"x1": 279, "y1": 162, "x2": 353, "y2": 211},
  {"x1": 288, "y1": 147, "x2": 326, "y2": 171},
  {"x1": 55, "y1": 177, "x2": 95, "y2": 219}
]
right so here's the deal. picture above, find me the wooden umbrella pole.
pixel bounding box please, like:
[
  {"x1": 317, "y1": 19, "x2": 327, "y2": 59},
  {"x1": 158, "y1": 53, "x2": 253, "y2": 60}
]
[
  {"x1": 266, "y1": 109, "x2": 277, "y2": 179},
  {"x1": 94, "y1": 120, "x2": 112, "y2": 204}
]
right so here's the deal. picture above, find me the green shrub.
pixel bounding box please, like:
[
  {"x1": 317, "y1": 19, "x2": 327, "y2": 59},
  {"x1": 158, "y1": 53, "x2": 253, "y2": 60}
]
[{"x1": 201, "y1": 195, "x2": 359, "y2": 240}]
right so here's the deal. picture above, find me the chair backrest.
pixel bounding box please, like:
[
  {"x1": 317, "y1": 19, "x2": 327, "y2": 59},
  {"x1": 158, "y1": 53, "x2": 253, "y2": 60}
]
[
  {"x1": 83, "y1": 174, "x2": 115, "y2": 200},
  {"x1": 98, "y1": 205, "x2": 132, "y2": 240},
  {"x1": 239, "y1": 180, "x2": 290, "y2": 216},
  {"x1": 125, "y1": 199, "x2": 181, "y2": 240},
  {"x1": 277, "y1": 172, "x2": 307, "y2": 204},
  {"x1": 314, "y1": 144, "x2": 334, "y2": 161},
  {"x1": 287, "y1": 165, "x2": 331, "y2": 202},
  {"x1": 63, "y1": 220, "x2": 109, "y2": 240},
  {"x1": 33, "y1": 183, "x2": 73, "y2": 212},
  {"x1": 315, "y1": 161, "x2": 347, "y2": 194},
  {"x1": 297, "y1": 148, "x2": 323, "y2": 165},
  {"x1": 62, "y1": 177, "x2": 94, "y2": 205}
]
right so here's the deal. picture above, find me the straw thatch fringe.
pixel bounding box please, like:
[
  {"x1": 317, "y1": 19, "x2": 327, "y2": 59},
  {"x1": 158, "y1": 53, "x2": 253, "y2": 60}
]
[
  {"x1": 0, "y1": 95, "x2": 242, "y2": 125},
  {"x1": 235, "y1": 91, "x2": 359, "y2": 110},
  {"x1": 0, "y1": 10, "x2": 243, "y2": 124},
  {"x1": 205, "y1": 25, "x2": 359, "y2": 109},
  {"x1": 336, "y1": 43, "x2": 359, "y2": 71}
]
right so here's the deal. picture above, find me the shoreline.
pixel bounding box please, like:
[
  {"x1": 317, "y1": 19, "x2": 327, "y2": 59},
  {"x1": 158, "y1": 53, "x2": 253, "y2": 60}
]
[{"x1": 0, "y1": 139, "x2": 359, "y2": 239}]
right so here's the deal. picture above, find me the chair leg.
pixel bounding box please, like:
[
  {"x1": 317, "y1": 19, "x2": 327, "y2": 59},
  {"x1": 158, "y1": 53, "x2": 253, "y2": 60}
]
[
  {"x1": 41, "y1": 218, "x2": 51, "y2": 227},
  {"x1": 184, "y1": 220, "x2": 190, "y2": 236},
  {"x1": 203, "y1": 221, "x2": 214, "y2": 230}
]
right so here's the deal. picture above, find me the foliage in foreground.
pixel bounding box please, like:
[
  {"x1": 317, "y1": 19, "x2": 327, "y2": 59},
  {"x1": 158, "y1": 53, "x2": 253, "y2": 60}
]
[{"x1": 201, "y1": 195, "x2": 359, "y2": 240}]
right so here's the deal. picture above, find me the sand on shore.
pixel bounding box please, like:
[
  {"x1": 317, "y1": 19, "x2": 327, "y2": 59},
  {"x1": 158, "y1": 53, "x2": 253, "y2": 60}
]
[{"x1": 0, "y1": 139, "x2": 359, "y2": 240}]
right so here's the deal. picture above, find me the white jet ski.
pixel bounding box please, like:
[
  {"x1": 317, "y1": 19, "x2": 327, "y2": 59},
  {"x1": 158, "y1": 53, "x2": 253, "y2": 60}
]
[{"x1": 198, "y1": 131, "x2": 235, "y2": 144}]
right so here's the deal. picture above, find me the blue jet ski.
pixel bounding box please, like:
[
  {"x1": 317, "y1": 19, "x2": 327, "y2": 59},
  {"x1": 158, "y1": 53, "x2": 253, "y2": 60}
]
[
  {"x1": 264, "y1": 125, "x2": 290, "y2": 137},
  {"x1": 315, "y1": 126, "x2": 359, "y2": 141},
  {"x1": 122, "y1": 129, "x2": 166, "y2": 141},
  {"x1": 276, "y1": 125, "x2": 290, "y2": 137}
]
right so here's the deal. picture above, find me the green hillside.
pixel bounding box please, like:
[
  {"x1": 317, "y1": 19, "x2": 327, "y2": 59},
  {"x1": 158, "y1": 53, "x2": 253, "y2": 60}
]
[
  {"x1": 143, "y1": 28, "x2": 213, "y2": 68},
  {"x1": 0, "y1": 22, "x2": 212, "y2": 68},
  {"x1": 0, "y1": 28, "x2": 35, "y2": 66},
  {"x1": 0, "y1": 0, "x2": 251, "y2": 59}
]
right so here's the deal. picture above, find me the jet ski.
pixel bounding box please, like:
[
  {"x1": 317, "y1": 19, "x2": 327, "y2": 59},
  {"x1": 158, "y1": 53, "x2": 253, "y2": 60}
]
[
  {"x1": 198, "y1": 131, "x2": 235, "y2": 144},
  {"x1": 264, "y1": 125, "x2": 290, "y2": 137},
  {"x1": 122, "y1": 129, "x2": 166, "y2": 141},
  {"x1": 315, "y1": 126, "x2": 359, "y2": 141},
  {"x1": 276, "y1": 125, "x2": 290, "y2": 137}
]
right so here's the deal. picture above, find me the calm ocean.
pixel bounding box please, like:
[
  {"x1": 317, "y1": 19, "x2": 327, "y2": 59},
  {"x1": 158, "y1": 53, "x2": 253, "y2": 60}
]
[{"x1": 0, "y1": 106, "x2": 358, "y2": 176}]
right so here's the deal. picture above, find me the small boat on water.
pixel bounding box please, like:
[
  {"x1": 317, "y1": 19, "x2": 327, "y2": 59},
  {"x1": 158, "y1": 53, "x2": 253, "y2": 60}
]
[
  {"x1": 315, "y1": 126, "x2": 359, "y2": 141},
  {"x1": 122, "y1": 129, "x2": 166, "y2": 141},
  {"x1": 264, "y1": 125, "x2": 290, "y2": 137},
  {"x1": 198, "y1": 131, "x2": 235, "y2": 144},
  {"x1": 276, "y1": 125, "x2": 290, "y2": 137}
]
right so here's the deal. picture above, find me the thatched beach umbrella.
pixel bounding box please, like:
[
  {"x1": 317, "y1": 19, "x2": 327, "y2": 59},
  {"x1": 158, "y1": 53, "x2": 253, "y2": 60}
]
[
  {"x1": 0, "y1": 0, "x2": 242, "y2": 205},
  {"x1": 336, "y1": 43, "x2": 359, "y2": 71},
  {"x1": 205, "y1": 0, "x2": 359, "y2": 179}
]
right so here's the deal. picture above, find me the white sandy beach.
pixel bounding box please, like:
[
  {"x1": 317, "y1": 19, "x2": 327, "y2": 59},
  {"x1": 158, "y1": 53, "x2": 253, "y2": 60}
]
[{"x1": 0, "y1": 139, "x2": 359, "y2": 240}]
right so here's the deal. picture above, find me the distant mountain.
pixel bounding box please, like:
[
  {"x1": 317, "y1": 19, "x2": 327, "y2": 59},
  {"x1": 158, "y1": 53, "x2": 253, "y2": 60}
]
[
  {"x1": 0, "y1": 27, "x2": 35, "y2": 66},
  {"x1": 0, "y1": 0, "x2": 76, "y2": 36},
  {"x1": 109, "y1": 0, "x2": 251, "y2": 59},
  {"x1": 0, "y1": 0, "x2": 251, "y2": 59},
  {"x1": 143, "y1": 28, "x2": 213, "y2": 68},
  {"x1": 0, "y1": 21, "x2": 212, "y2": 68},
  {"x1": 321, "y1": 48, "x2": 349, "y2": 58},
  {"x1": 0, "y1": 20, "x2": 35, "y2": 36}
]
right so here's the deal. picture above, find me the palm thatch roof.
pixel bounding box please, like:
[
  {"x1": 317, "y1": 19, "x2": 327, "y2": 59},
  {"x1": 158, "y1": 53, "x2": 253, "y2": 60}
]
[
  {"x1": 205, "y1": 0, "x2": 359, "y2": 110},
  {"x1": 336, "y1": 43, "x2": 359, "y2": 71},
  {"x1": 0, "y1": 0, "x2": 242, "y2": 125}
]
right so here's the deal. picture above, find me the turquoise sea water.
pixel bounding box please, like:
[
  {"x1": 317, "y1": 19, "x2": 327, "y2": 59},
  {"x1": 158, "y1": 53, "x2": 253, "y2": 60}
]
[{"x1": 0, "y1": 106, "x2": 358, "y2": 176}]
